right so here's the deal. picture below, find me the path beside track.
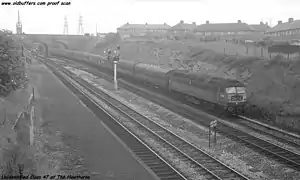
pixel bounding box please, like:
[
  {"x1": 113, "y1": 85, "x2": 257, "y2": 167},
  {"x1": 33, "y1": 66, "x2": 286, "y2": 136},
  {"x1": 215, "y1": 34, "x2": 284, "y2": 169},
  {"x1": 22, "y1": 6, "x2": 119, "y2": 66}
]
[{"x1": 28, "y1": 57, "x2": 156, "y2": 179}]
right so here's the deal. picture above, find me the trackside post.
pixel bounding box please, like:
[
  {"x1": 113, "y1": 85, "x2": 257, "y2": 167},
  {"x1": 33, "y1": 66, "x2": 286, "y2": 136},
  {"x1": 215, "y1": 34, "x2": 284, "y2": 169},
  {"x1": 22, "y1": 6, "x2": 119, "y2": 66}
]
[
  {"x1": 214, "y1": 126, "x2": 217, "y2": 145},
  {"x1": 209, "y1": 120, "x2": 217, "y2": 148},
  {"x1": 113, "y1": 61, "x2": 118, "y2": 90},
  {"x1": 208, "y1": 126, "x2": 211, "y2": 148}
]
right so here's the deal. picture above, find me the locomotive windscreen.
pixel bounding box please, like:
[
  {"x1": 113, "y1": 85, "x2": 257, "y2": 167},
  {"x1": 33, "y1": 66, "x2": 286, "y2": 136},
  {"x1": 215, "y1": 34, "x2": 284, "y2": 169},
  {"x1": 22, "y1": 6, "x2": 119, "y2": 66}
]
[
  {"x1": 226, "y1": 87, "x2": 236, "y2": 93},
  {"x1": 226, "y1": 86, "x2": 247, "y2": 102},
  {"x1": 236, "y1": 87, "x2": 246, "y2": 93},
  {"x1": 226, "y1": 87, "x2": 246, "y2": 94}
]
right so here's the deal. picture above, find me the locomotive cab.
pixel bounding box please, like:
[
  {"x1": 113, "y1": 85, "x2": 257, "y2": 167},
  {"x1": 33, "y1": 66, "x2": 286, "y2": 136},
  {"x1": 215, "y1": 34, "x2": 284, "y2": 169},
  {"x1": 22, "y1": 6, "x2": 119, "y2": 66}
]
[{"x1": 224, "y1": 86, "x2": 247, "y2": 113}]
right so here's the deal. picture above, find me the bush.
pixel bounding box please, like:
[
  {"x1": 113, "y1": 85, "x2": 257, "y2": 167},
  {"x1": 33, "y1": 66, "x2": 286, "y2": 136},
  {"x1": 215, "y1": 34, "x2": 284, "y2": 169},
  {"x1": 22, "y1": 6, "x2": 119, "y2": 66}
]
[{"x1": 0, "y1": 33, "x2": 27, "y2": 97}]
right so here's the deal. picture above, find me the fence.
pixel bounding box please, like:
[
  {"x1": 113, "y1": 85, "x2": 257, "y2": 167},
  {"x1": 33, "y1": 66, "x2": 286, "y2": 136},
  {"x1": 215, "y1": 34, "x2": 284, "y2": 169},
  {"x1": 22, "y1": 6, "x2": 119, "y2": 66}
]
[
  {"x1": 12, "y1": 87, "x2": 36, "y2": 147},
  {"x1": 0, "y1": 87, "x2": 36, "y2": 175},
  {"x1": 28, "y1": 87, "x2": 35, "y2": 146},
  {"x1": 268, "y1": 45, "x2": 300, "y2": 60}
]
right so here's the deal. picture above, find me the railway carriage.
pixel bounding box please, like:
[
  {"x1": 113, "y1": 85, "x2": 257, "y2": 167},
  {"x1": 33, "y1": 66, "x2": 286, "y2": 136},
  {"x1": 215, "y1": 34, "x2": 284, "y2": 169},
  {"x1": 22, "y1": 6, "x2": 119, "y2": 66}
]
[
  {"x1": 132, "y1": 63, "x2": 170, "y2": 88},
  {"x1": 88, "y1": 54, "x2": 102, "y2": 64},
  {"x1": 72, "y1": 51, "x2": 88, "y2": 62},
  {"x1": 50, "y1": 48, "x2": 66, "y2": 58},
  {"x1": 89, "y1": 53, "x2": 113, "y2": 70},
  {"x1": 117, "y1": 60, "x2": 136, "y2": 78}
]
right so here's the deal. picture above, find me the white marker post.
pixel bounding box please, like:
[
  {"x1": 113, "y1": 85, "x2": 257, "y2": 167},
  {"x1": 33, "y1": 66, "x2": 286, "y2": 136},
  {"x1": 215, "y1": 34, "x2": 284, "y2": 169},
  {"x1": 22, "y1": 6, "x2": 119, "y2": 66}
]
[
  {"x1": 113, "y1": 61, "x2": 118, "y2": 90},
  {"x1": 113, "y1": 47, "x2": 120, "y2": 90}
]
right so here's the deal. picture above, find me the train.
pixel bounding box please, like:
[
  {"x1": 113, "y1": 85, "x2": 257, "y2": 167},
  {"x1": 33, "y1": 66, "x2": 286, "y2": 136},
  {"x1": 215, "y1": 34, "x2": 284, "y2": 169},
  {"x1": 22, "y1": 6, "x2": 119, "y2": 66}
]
[{"x1": 49, "y1": 48, "x2": 247, "y2": 114}]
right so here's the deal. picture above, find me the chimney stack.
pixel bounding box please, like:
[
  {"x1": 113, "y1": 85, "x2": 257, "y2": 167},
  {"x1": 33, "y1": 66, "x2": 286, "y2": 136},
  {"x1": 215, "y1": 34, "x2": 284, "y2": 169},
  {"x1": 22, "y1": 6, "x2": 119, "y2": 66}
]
[
  {"x1": 164, "y1": 23, "x2": 167, "y2": 25},
  {"x1": 237, "y1": 20, "x2": 242, "y2": 23},
  {"x1": 288, "y1": 18, "x2": 294, "y2": 23},
  {"x1": 126, "y1": 22, "x2": 129, "y2": 24},
  {"x1": 278, "y1": 20, "x2": 282, "y2": 24},
  {"x1": 180, "y1": 20, "x2": 184, "y2": 24},
  {"x1": 206, "y1": 21, "x2": 209, "y2": 24},
  {"x1": 145, "y1": 22, "x2": 148, "y2": 25},
  {"x1": 192, "y1": 22, "x2": 196, "y2": 25},
  {"x1": 260, "y1": 22, "x2": 263, "y2": 25}
]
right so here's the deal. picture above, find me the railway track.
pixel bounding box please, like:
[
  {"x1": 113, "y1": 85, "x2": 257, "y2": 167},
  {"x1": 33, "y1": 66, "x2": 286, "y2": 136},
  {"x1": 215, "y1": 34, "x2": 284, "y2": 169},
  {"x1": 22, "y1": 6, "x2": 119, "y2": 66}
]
[
  {"x1": 40, "y1": 58, "x2": 251, "y2": 180},
  {"x1": 217, "y1": 123, "x2": 300, "y2": 170},
  {"x1": 40, "y1": 59, "x2": 186, "y2": 180},
  {"x1": 46, "y1": 56, "x2": 300, "y2": 171},
  {"x1": 236, "y1": 116, "x2": 300, "y2": 149}
]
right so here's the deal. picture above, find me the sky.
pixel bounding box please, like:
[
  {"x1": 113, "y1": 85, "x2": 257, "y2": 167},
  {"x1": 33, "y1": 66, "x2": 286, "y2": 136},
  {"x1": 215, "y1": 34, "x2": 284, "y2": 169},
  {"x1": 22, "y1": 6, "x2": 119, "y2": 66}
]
[{"x1": 0, "y1": 0, "x2": 300, "y2": 35}]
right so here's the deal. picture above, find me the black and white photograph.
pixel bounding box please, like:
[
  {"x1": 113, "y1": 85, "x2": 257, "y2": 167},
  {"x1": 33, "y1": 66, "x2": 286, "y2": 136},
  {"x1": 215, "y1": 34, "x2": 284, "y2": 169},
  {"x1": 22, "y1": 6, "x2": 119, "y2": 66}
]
[{"x1": 0, "y1": 0, "x2": 299, "y2": 179}]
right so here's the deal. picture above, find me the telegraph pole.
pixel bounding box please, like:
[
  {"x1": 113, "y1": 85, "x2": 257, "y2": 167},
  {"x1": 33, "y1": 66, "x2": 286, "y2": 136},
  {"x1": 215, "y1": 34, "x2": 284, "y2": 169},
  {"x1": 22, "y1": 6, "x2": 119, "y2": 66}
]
[{"x1": 96, "y1": 23, "x2": 98, "y2": 36}]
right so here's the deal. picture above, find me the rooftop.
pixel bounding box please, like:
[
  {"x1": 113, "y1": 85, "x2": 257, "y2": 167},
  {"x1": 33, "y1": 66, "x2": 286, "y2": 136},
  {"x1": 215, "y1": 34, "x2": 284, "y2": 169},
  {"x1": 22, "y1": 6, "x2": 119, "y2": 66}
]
[
  {"x1": 266, "y1": 18, "x2": 300, "y2": 33},
  {"x1": 195, "y1": 20, "x2": 255, "y2": 32},
  {"x1": 118, "y1": 23, "x2": 171, "y2": 30},
  {"x1": 172, "y1": 20, "x2": 197, "y2": 30},
  {"x1": 250, "y1": 22, "x2": 270, "y2": 32}
]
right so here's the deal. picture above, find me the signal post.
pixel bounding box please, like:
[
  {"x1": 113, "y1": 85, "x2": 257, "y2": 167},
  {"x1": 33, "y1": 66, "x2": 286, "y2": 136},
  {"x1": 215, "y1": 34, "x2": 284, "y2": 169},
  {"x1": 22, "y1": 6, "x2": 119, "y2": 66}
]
[
  {"x1": 113, "y1": 60, "x2": 118, "y2": 90},
  {"x1": 113, "y1": 46, "x2": 120, "y2": 90}
]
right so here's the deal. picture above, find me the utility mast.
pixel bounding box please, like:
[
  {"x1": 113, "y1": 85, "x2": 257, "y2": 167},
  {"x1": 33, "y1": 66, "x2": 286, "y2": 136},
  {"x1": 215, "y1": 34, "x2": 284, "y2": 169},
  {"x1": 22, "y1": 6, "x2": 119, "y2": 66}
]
[
  {"x1": 269, "y1": 19, "x2": 273, "y2": 27},
  {"x1": 63, "y1": 16, "x2": 68, "y2": 35},
  {"x1": 77, "y1": 14, "x2": 84, "y2": 35},
  {"x1": 96, "y1": 23, "x2": 98, "y2": 36},
  {"x1": 16, "y1": 10, "x2": 22, "y2": 35}
]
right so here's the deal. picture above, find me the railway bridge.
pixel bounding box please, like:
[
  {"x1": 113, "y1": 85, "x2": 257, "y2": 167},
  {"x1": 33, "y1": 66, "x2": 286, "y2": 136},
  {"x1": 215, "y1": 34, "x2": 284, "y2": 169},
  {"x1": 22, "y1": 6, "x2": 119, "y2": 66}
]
[{"x1": 23, "y1": 34, "x2": 102, "y2": 53}]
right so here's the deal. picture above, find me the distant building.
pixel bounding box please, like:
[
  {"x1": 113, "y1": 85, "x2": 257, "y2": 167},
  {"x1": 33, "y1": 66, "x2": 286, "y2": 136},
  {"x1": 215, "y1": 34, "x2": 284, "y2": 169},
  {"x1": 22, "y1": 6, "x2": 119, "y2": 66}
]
[
  {"x1": 117, "y1": 22, "x2": 171, "y2": 39},
  {"x1": 265, "y1": 18, "x2": 300, "y2": 37},
  {"x1": 195, "y1": 20, "x2": 255, "y2": 36},
  {"x1": 171, "y1": 20, "x2": 197, "y2": 34},
  {"x1": 249, "y1": 22, "x2": 270, "y2": 33},
  {"x1": 170, "y1": 20, "x2": 197, "y2": 39},
  {"x1": 96, "y1": 33, "x2": 106, "y2": 38}
]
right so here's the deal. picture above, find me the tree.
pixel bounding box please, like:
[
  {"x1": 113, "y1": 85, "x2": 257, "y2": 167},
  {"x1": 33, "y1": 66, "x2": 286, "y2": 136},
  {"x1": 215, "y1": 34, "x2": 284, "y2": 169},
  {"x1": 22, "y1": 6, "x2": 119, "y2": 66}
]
[{"x1": 0, "y1": 33, "x2": 26, "y2": 97}]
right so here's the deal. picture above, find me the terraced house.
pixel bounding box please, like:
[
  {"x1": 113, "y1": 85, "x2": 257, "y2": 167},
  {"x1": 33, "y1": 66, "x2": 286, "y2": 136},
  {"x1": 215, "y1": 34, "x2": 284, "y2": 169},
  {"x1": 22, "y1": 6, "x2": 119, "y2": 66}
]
[
  {"x1": 194, "y1": 20, "x2": 255, "y2": 36},
  {"x1": 265, "y1": 18, "x2": 300, "y2": 37},
  {"x1": 249, "y1": 22, "x2": 270, "y2": 33},
  {"x1": 171, "y1": 20, "x2": 197, "y2": 36},
  {"x1": 117, "y1": 22, "x2": 171, "y2": 39}
]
